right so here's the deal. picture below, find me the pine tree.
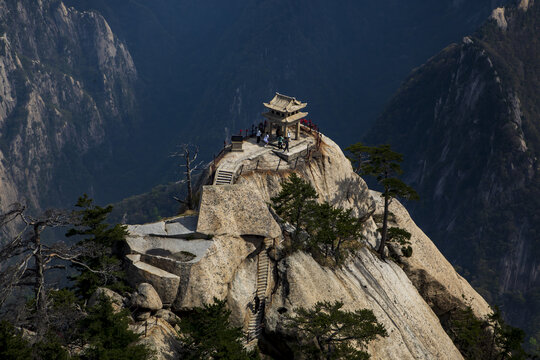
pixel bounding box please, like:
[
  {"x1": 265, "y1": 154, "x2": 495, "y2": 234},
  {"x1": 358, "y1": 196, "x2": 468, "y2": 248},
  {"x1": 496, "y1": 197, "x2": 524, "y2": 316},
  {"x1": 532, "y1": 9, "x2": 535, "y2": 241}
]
[
  {"x1": 79, "y1": 297, "x2": 150, "y2": 360},
  {"x1": 271, "y1": 173, "x2": 317, "y2": 241},
  {"x1": 346, "y1": 144, "x2": 418, "y2": 260},
  {"x1": 307, "y1": 203, "x2": 365, "y2": 265},
  {"x1": 285, "y1": 301, "x2": 387, "y2": 359},
  {"x1": 372, "y1": 214, "x2": 413, "y2": 258},
  {"x1": 0, "y1": 321, "x2": 32, "y2": 360},
  {"x1": 178, "y1": 298, "x2": 258, "y2": 360},
  {"x1": 66, "y1": 194, "x2": 129, "y2": 298}
]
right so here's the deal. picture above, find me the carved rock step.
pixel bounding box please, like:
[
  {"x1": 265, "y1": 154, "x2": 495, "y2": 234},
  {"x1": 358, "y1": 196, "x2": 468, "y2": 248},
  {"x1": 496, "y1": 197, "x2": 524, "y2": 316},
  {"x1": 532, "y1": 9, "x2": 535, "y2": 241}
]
[{"x1": 126, "y1": 254, "x2": 180, "y2": 305}]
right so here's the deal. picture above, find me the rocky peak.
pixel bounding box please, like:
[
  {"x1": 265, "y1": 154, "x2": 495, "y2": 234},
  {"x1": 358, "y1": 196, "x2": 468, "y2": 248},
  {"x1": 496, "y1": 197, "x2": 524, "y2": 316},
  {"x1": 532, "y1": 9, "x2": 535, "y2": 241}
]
[
  {"x1": 123, "y1": 131, "x2": 491, "y2": 359},
  {"x1": 491, "y1": 7, "x2": 508, "y2": 29}
]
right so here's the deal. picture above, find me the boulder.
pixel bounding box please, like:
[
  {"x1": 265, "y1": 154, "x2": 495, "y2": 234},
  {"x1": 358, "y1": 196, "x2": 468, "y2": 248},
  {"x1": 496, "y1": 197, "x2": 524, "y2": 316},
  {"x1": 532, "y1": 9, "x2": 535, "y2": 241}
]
[
  {"x1": 196, "y1": 184, "x2": 282, "y2": 238},
  {"x1": 126, "y1": 254, "x2": 180, "y2": 304},
  {"x1": 131, "y1": 283, "x2": 163, "y2": 311},
  {"x1": 88, "y1": 287, "x2": 125, "y2": 312},
  {"x1": 155, "y1": 309, "x2": 180, "y2": 326}
]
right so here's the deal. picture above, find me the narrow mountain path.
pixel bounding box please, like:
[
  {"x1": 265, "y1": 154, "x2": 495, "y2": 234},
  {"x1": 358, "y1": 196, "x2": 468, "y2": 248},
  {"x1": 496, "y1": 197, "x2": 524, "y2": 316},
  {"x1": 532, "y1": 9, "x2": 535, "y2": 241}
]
[{"x1": 246, "y1": 238, "x2": 272, "y2": 343}]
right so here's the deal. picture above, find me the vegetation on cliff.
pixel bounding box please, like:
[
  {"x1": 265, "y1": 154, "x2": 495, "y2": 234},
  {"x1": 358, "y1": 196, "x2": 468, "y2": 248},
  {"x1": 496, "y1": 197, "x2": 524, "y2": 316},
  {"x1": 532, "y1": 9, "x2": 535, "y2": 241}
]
[
  {"x1": 0, "y1": 196, "x2": 150, "y2": 358},
  {"x1": 271, "y1": 173, "x2": 366, "y2": 266},
  {"x1": 285, "y1": 301, "x2": 387, "y2": 359},
  {"x1": 346, "y1": 143, "x2": 418, "y2": 259},
  {"x1": 178, "y1": 299, "x2": 258, "y2": 360}
]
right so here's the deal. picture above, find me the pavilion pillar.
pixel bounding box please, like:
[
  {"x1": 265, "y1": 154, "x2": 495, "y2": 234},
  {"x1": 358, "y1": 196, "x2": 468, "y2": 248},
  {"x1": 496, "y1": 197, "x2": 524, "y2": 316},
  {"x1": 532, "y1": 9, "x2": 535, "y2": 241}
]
[{"x1": 296, "y1": 122, "x2": 300, "y2": 140}]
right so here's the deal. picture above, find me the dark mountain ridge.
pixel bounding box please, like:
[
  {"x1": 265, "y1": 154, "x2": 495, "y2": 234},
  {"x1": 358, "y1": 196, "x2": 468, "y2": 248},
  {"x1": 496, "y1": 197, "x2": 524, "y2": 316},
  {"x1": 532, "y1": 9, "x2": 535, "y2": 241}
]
[
  {"x1": 0, "y1": 0, "x2": 512, "y2": 220},
  {"x1": 65, "y1": 0, "x2": 508, "y2": 188},
  {"x1": 0, "y1": 0, "x2": 138, "y2": 211},
  {"x1": 366, "y1": 0, "x2": 540, "y2": 340}
]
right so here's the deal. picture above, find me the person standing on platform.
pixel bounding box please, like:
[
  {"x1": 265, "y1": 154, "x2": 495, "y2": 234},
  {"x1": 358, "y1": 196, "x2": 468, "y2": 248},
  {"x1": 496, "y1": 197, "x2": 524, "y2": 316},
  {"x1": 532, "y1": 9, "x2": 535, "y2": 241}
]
[
  {"x1": 256, "y1": 129, "x2": 261, "y2": 143},
  {"x1": 283, "y1": 136, "x2": 289, "y2": 153},
  {"x1": 263, "y1": 133, "x2": 269, "y2": 147}
]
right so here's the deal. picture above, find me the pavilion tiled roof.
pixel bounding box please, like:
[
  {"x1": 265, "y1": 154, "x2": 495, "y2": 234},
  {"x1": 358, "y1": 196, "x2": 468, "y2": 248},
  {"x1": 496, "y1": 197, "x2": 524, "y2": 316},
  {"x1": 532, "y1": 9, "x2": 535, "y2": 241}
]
[{"x1": 263, "y1": 93, "x2": 307, "y2": 113}]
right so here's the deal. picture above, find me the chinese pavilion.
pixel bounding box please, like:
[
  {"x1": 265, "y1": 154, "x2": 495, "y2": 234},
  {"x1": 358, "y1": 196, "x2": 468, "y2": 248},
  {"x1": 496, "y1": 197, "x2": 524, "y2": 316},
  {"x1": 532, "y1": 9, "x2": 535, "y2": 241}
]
[{"x1": 262, "y1": 93, "x2": 308, "y2": 140}]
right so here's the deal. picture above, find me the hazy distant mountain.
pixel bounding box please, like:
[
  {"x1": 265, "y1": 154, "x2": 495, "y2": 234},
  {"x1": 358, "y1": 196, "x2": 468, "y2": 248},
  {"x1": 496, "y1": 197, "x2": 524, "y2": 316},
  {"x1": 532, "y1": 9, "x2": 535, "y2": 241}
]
[
  {"x1": 0, "y1": 0, "x2": 508, "y2": 211},
  {"x1": 367, "y1": 0, "x2": 540, "y2": 340},
  {"x1": 0, "y1": 0, "x2": 137, "y2": 211},
  {"x1": 65, "y1": 0, "x2": 508, "y2": 185}
]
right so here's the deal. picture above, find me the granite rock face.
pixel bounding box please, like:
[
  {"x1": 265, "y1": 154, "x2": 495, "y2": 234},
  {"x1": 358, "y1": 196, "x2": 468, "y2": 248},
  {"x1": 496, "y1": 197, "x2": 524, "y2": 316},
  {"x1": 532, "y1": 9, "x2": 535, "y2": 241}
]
[
  {"x1": 0, "y1": 0, "x2": 137, "y2": 211},
  {"x1": 266, "y1": 250, "x2": 464, "y2": 359},
  {"x1": 125, "y1": 255, "x2": 179, "y2": 306},
  {"x1": 197, "y1": 184, "x2": 282, "y2": 239},
  {"x1": 155, "y1": 309, "x2": 180, "y2": 327},
  {"x1": 130, "y1": 317, "x2": 182, "y2": 360},
  {"x1": 370, "y1": 190, "x2": 491, "y2": 320}
]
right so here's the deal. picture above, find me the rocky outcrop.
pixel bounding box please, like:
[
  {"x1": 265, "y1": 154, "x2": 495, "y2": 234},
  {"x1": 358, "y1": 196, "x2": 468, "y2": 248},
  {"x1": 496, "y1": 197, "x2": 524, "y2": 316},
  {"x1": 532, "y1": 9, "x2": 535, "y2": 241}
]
[
  {"x1": 0, "y1": 0, "x2": 136, "y2": 211},
  {"x1": 124, "y1": 214, "x2": 261, "y2": 312},
  {"x1": 266, "y1": 250, "x2": 463, "y2": 359},
  {"x1": 86, "y1": 286, "x2": 181, "y2": 360},
  {"x1": 130, "y1": 317, "x2": 182, "y2": 360},
  {"x1": 197, "y1": 184, "x2": 282, "y2": 239},
  {"x1": 491, "y1": 7, "x2": 508, "y2": 29},
  {"x1": 88, "y1": 287, "x2": 126, "y2": 312},
  {"x1": 125, "y1": 131, "x2": 491, "y2": 358},
  {"x1": 130, "y1": 283, "x2": 163, "y2": 311},
  {"x1": 234, "y1": 134, "x2": 489, "y2": 358}
]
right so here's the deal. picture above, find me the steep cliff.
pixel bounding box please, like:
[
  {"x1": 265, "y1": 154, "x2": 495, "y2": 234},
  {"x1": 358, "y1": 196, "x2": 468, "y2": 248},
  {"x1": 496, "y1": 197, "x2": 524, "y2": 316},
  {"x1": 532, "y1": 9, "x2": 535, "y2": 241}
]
[
  {"x1": 124, "y1": 132, "x2": 491, "y2": 359},
  {"x1": 366, "y1": 0, "x2": 540, "y2": 339},
  {"x1": 0, "y1": 0, "x2": 136, "y2": 211}
]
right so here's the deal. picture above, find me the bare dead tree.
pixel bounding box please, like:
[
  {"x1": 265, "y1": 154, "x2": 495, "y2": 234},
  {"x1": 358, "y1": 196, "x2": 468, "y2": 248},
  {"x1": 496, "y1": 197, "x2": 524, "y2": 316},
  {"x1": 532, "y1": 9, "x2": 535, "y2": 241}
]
[
  {"x1": 0, "y1": 205, "x2": 110, "y2": 340},
  {"x1": 170, "y1": 143, "x2": 204, "y2": 210}
]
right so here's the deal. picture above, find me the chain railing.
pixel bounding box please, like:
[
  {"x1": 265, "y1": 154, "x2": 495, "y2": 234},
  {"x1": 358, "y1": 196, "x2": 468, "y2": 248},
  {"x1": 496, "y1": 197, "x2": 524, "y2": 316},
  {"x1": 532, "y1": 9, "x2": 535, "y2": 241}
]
[{"x1": 233, "y1": 147, "x2": 320, "y2": 174}]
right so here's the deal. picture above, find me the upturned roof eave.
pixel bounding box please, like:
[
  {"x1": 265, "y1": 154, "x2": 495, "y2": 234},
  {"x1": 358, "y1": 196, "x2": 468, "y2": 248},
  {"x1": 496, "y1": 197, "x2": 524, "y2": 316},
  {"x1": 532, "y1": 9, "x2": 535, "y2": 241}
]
[{"x1": 262, "y1": 111, "x2": 308, "y2": 123}]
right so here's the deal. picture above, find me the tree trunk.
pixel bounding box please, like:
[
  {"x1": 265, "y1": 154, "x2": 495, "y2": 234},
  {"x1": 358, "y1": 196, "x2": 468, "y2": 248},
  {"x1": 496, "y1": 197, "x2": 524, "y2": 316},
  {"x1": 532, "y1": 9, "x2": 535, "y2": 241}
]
[
  {"x1": 378, "y1": 190, "x2": 390, "y2": 260},
  {"x1": 33, "y1": 223, "x2": 47, "y2": 339},
  {"x1": 294, "y1": 205, "x2": 302, "y2": 241},
  {"x1": 185, "y1": 154, "x2": 193, "y2": 210}
]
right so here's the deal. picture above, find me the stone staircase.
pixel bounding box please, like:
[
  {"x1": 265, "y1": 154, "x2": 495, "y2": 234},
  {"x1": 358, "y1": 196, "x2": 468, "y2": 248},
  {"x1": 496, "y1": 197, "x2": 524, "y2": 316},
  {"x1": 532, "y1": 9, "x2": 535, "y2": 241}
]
[
  {"x1": 246, "y1": 238, "x2": 272, "y2": 343},
  {"x1": 213, "y1": 168, "x2": 235, "y2": 185}
]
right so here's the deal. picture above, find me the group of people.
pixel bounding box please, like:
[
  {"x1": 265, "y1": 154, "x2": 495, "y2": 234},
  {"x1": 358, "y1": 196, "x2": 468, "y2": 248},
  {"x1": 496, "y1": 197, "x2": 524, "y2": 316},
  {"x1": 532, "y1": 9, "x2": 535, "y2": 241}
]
[
  {"x1": 255, "y1": 128, "x2": 290, "y2": 152},
  {"x1": 236, "y1": 120, "x2": 306, "y2": 153},
  {"x1": 275, "y1": 131, "x2": 291, "y2": 152}
]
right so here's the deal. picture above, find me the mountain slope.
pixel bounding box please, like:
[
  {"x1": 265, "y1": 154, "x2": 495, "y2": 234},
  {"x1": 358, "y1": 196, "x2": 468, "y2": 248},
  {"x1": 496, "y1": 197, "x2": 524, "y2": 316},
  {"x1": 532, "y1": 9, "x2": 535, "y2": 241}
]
[
  {"x1": 0, "y1": 0, "x2": 137, "y2": 211},
  {"x1": 366, "y1": 0, "x2": 540, "y2": 339}
]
